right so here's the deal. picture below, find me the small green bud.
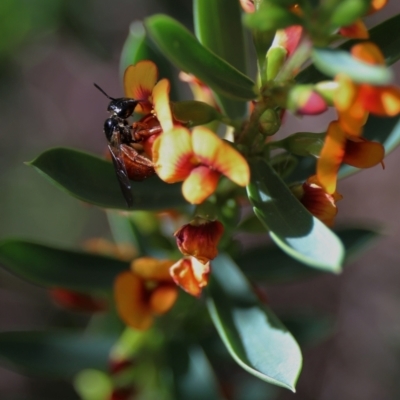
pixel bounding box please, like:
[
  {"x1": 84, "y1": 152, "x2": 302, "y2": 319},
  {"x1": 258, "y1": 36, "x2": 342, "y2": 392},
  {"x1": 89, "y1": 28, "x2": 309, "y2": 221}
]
[
  {"x1": 258, "y1": 108, "x2": 280, "y2": 136},
  {"x1": 266, "y1": 45, "x2": 287, "y2": 80},
  {"x1": 315, "y1": 81, "x2": 339, "y2": 105},
  {"x1": 281, "y1": 132, "x2": 325, "y2": 157},
  {"x1": 287, "y1": 85, "x2": 328, "y2": 115}
]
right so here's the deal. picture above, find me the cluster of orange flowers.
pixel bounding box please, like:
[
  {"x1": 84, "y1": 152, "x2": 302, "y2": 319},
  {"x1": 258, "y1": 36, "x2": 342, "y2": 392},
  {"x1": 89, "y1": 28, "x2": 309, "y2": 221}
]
[{"x1": 56, "y1": 0, "x2": 400, "y2": 331}]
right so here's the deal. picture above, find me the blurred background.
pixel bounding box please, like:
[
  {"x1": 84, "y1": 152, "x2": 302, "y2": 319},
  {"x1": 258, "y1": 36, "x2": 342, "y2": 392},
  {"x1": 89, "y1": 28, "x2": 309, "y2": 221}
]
[{"x1": 1, "y1": 0, "x2": 400, "y2": 399}]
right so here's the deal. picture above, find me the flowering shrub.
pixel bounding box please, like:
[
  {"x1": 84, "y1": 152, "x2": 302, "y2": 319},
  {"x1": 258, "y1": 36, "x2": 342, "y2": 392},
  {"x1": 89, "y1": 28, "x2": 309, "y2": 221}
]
[{"x1": 0, "y1": 0, "x2": 399, "y2": 398}]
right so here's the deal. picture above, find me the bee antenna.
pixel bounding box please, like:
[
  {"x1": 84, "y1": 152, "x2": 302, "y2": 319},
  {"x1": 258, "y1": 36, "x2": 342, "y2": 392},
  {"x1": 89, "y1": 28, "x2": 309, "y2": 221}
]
[{"x1": 93, "y1": 83, "x2": 115, "y2": 100}]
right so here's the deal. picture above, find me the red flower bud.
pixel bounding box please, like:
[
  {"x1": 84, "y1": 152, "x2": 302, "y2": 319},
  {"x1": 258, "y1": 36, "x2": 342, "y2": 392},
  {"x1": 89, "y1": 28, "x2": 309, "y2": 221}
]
[{"x1": 174, "y1": 218, "x2": 224, "y2": 264}]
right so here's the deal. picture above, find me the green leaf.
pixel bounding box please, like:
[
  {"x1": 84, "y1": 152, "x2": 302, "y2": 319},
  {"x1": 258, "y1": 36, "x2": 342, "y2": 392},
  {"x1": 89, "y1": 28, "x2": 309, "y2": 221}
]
[
  {"x1": 172, "y1": 101, "x2": 221, "y2": 126},
  {"x1": 194, "y1": 0, "x2": 248, "y2": 118},
  {"x1": 167, "y1": 341, "x2": 224, "y2": 400},
  {"x1": 244, "y1": 4, "x2": 302, "y2": 32},
  {"x1": 236, "y1": 227, "x2": 380, "y2": 284},
  {"x1": 0, "y1": 239, "x2": 128, "y2": 291},
  {"x1": 297, "y1": 13, "x2": 400, "y2": 84},
  {"x1": 119, "y1": 21, "x2": 179, "y2": 100},
  {"x1": 339, "y1": 115, "x2": 400, "y2": 179},
  {"x1": 312, "y1": 48, "x2": 393, "y2": 85},
  {"x1": 145, "y1": 15, "x2": 256, "y2": 101},
  {"x1": 247, "y1": 158, "x2": 344, "y2": 273},
  {"x1": 0, "y1": 331, "x2": 116, "y2": 378},
  {"x1": 206, "y1": 254, "x2": 302, "y2": 391},
  {"x1": 28, "y1": 147, "x2": 186, "y2": 211}
]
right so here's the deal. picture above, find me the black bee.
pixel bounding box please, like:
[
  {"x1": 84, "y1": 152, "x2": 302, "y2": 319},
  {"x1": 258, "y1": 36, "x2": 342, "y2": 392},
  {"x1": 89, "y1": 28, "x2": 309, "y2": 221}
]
[{"x1": 94, "y1": 84, "x2": 155, "y2": 207}]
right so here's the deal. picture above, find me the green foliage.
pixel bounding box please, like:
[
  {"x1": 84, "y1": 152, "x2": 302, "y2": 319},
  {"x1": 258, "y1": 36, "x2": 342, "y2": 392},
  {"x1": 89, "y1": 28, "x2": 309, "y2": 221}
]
[
  {"x1": 0, "y1": 331, "x2": 116, "y2": 378},
  {"x1": 247, "y1": 158, "x2": 344, "y2": 273},
  {"x1": 1, "y1": 1, "x2": 399, "y2": 398},
  {"x1": 0, "y1": 239, "x2": 128, "y2": 291},
  {"x1": 207, "y1": 255, "x2": 302, "y2": 391},
  {"x1": 28, "y1": 147, "x2": 186, "y2": 210},
  {"x1": 145, "y1": 15, "x2": 256, "y2": 100}
]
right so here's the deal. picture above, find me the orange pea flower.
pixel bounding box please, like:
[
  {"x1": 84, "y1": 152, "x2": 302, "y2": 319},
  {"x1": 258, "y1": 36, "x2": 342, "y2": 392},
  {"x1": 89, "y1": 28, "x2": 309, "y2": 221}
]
[
  {"x1": 174, "y1": 218, "x2": 224, "y2": 264},
  {"x1": 335, "y1": 43, "x2": 400, "y2": 135},
  {"x1": 317, "y1": 120, "x2": 385, "y2": 194},
  {"x1": 293, "y1": 175, "x2": 342, "y2": 227},
  {"x1": 124, "y1": 60, "x2": 163, "y2": 114},
  {"x1": 153, "y1": 126, "x2": 250, "y2": 204},
  {"x1": 179, "y1": 72, "x2": 219, "y2": 109},
  {"x1": 151, "y1": 81, "x2": 250, "y2": 204},
  {"x1": 170, "y1": 257, "x2": 210, "y2": 297},
  {"x1": 114, "y1": 257, "x2": 178, "y2": 330}
]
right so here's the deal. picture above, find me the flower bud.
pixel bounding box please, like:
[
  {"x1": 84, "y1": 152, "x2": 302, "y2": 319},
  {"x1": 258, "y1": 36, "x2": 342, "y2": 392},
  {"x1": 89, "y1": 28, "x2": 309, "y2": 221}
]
[
  {"x1": 174, "y1": 218, "x2": 224, "y2": 264},
  {"x1": 287, "y1": 85, "x2": 328, "y2": 115},
  {"x1": 291, "y1": 175, "x2": 343, "y2": 227},
  {"x1": 266, "y1": 45, "x2": 287, "y2": 81},
  {"x1": 258, "y1": 108, "x2": 280, "y2": 136},
  {"x1": 281, "y1": 132, "x2": 325, "y2": 157}
]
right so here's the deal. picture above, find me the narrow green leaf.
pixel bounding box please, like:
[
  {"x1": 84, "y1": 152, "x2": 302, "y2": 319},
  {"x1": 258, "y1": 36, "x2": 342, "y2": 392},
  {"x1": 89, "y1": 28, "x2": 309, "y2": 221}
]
[
  {"x1": 145, "y1": 15, "x2": 256, "y2": 101},
  {"x1": 194, "y1": 0, "x2": 248, "y2": 118},
  {"x1": 28, "y1": 147, "x2": 186, "y2": 211},
  {"x1": 236, "y1": 227, "x2": 381, "y2": 284},
  {"x1": 247, "y1": 158, "x2": 344, "y2": 273},
  {"x1": 167, "y1": 341, "x2": 224, "y2": 400},
  {"x1": 207, "y1": 254, "x2": 302, "y2": 391},
  {"x1": 0, "y1": 239, "x2": 128, "y2": 291},
  {"x1": 312, "y1": 48, "x2": 392, "y2": 85},
  {"x1": 0, "y1": 331, "x2": 116, "y2": 378}
]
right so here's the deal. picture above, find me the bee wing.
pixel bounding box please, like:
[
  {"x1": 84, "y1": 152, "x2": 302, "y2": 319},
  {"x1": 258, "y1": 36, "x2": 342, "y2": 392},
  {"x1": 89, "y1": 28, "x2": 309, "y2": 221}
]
[{"x1": 108, "y1": 135, "x2": 133, "y2": 207}]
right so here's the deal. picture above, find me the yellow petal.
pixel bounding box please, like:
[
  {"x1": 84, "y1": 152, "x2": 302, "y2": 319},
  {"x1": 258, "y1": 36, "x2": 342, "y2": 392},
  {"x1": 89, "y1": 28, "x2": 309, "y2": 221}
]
[
  {"x1": 192, "y1": 127, "x2": 250, "y2": 186},
  {"x1": 114, "y1": 271, "x2": 153, "y2": 330},
  {"x1": 334, "y1": 74, "x2": 358, "y2": 112},
  {"x1": 131, "y1": 257, "x2": 175, "y2": 281},
  {"x1": 153, "y1": 127, "x2": 195, "y2": 183},
  {"x1": 152, "y1": 79, "x2": 173, "y2": 132},
  {"x1": 182, "y1": 166, "x2": 220, "y2": 204},
  {"x1": 124, "y1": 60, "x2": 158, "y2": 113},
  {"x1": 317, "y1": 121, "x2": 347, "y2": 194}
]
